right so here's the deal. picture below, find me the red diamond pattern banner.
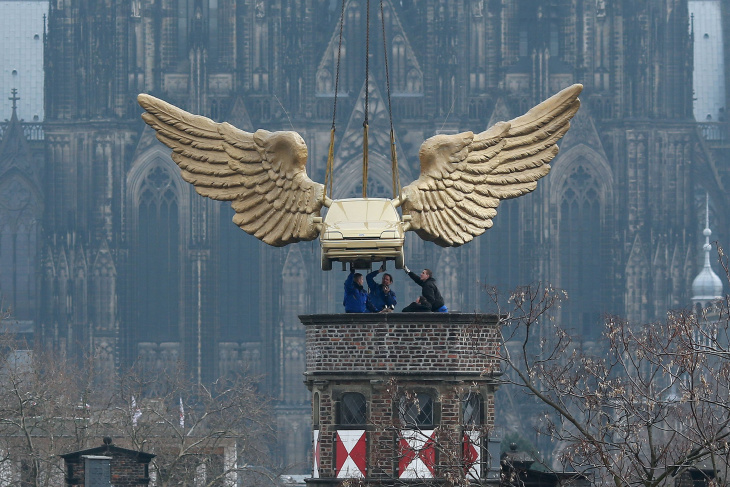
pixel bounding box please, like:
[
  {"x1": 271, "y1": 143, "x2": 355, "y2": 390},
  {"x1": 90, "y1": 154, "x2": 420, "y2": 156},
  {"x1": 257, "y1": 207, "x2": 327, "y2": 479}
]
[
  {"x1": 398, "y1": 429, "x2": 436, "y2": 479},
  {"x1": 335, "y1": 430, "x2": 367, "y2": 478},
  {"x1": 463, "y1": 430, "x2": 481, "y2": 479},
  {"x1": 313, "y1": 430, "x2": 320, "y2": 478}
]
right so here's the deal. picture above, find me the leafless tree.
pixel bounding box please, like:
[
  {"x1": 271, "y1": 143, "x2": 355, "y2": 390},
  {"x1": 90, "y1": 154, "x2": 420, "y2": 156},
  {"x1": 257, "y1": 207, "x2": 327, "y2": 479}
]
[
  {"x1": 0, "y1": 325, "x2": 275, "y2": 487},
  {"x1": 485, "y1": 275, "x2": 730, "y2": 487},
  {"x1": 107, "y1": 364, "x2": 276, "y2": 487},
  {"x1": 0, "y1": 326, "x2": 100, "y2": 486}
]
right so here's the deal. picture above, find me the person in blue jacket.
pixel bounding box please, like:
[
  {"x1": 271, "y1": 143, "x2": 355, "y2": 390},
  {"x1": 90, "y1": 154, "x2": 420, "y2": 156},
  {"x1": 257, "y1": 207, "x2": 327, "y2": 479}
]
[
  {"x1": 366, "y1": 264, "x2": 397, "y2": 312},
  {"x1": 343, "y1": 269, "x2": 369, "y2": 313}
]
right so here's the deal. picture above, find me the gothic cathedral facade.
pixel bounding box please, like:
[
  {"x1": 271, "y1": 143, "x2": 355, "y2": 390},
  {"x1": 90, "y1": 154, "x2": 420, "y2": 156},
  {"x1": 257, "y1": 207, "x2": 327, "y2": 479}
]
[{"x1": 1, "y1": 0, "x2": 725, "y2": 469}]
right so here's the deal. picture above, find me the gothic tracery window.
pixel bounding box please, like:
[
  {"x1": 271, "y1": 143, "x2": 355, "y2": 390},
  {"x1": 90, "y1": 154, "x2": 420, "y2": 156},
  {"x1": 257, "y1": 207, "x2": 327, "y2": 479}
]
[
  {"x1": 0, "y1": 176, "x2": 40, "y2": 320},
  {"x1": 217, "y1": 204, "x2": 259, "y2": 342},
  {"x1": 134, "y1": 165, "x2": 180, "y2": 343},
  {"x1": 559, "y1": 165, "x2": 605, "y2": 338}
]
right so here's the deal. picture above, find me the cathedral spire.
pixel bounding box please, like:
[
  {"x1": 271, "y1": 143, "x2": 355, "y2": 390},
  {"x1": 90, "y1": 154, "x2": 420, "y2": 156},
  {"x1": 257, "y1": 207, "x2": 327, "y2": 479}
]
[
  {"x1": 0, "y1": 88, "x2": 38, "y2": 182},
  {"x1": 691, "y1": 194, "x2": 723, "y2": 307},
  {"x1": 9, "y1": 88, "x2": 19, "y2": 120}
]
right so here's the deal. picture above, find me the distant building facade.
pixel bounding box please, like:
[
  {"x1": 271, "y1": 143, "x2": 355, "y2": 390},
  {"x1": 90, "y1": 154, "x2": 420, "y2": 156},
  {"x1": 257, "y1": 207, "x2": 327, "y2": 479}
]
[
  {"x1": 0, "y1": 0, "x2": 727, "y2": 470},
  {"x1": 60, "y1": 438, "x2": 155, "y2": 487}
]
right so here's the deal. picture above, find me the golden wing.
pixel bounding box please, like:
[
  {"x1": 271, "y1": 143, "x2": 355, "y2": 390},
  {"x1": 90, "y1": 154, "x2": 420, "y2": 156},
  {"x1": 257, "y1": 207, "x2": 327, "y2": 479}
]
[
  {"x1": 138, "y1": 94, "x2": 325, "y2": 247},
  {"x1": 400, "y1": 84, "x2": 582, "y2": 247}
]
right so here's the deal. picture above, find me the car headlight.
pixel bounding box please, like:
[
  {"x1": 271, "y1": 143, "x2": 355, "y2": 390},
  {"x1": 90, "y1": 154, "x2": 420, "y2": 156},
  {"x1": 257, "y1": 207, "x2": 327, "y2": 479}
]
[
  {"x1": 324, "y1": 231, "x2": 344, "y2": 240},
  {"x1": 380, "y1": 230, "x2": 398, "y2": 239}
]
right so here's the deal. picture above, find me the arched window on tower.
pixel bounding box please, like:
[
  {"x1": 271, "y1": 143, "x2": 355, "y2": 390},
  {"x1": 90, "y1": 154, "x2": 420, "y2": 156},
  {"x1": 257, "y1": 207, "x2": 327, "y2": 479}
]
[
  {"x1": 462, "y1": 392, "x2": 482, "y2": 426},
  {"x1": 406, "y1": 69, "x2": 422, "y2": 94},
  {"x1": 399, "y1": 392, "x2": 435, "y2": 428},
  {"x1": 338, "y1": 392, "x2": 367, "y2": 426},
  {"x1": 559, "y1": 165, "x2": 605, "y2": 339},
  {"x1": 0, "y1": 175, "x2": 41, "y2": 321},
  {"x1": 549, "y1": 21, "x2": 559, "y2": 56},
  {"x1": 217, "y1": 204, "x2": 260, "y2": 343},
  {"x1": 392, "y1": 36, "x2": 406, "y2": 92},
  {"x1": 134, "y1": 165, "x2": 180, "y2": 343},
  {"x1": 316, "y1": 69, "x2": 333, "y2": 94}
]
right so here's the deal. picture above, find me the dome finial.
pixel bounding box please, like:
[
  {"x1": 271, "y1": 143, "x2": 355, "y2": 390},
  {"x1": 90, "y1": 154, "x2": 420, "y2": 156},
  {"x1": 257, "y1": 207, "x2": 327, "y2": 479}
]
[{"x1": 692, "y1": 192, "x2": 723, "y2": 304}]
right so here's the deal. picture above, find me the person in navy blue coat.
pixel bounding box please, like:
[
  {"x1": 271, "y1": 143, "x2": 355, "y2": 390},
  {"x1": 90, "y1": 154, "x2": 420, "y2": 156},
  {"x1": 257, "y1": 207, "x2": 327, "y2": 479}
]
[
  {"x1": 366, "y1": 264, "x2": 397, "y2": 312},
  {"x1": 343, "y1": 269, "x2": 369, "y2": 313}
]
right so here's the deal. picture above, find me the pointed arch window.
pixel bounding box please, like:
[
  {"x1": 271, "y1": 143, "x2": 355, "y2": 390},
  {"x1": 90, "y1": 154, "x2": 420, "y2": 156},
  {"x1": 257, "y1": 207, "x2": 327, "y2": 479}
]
[
  {"x1": 392, "y1": 36, "x2": 407, "y2": 92},
  {"x1": 558, "y1": 165, "x2": 605, "y2": 338},
  {"x1": 316, "y1": 69, "x2": 334, "y2": 95},
  {"x1": 0, "y1": 176, "x2": 40, "y2": 321},
  {"x1": 135, "y1": 166, "x2": 180, "y2": 343},
  {"x1": 217, "y1": 204, "x2": 259, "y2": 342}
]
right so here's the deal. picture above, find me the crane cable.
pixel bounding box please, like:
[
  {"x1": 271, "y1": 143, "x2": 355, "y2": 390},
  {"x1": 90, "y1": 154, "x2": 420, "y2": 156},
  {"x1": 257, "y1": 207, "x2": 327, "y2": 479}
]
[
  {"x1": 380, "y1": 0, "x2": 401, "y2": 199},
  {"x1": 362, "y1": 0, "x2": 371, "y2": 198},
  {"x1": 323, "y1": 0, "x2": 346, "y2": 204},
  {"x1": 325, "y1": 0, "x2": 401, "y2": 201}
]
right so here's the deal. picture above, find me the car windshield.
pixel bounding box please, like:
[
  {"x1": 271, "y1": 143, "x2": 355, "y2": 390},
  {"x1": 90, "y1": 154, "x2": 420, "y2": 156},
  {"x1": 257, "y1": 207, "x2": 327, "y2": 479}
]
[{"x1": 325, "y1": 199, "x2": 398, "y2": 223}]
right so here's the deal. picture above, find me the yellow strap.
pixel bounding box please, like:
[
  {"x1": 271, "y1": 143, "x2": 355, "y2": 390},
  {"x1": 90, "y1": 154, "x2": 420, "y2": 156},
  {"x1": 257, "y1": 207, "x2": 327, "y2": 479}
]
[
  {"x1": 362, "y1": 123, "x2": 369, "y2": 198},
  {"x1": 323, "y1": 128, "x2": 335, "y2": 202},
  {"x1": 390, "y1": 130, "x2": 401, "y2": 198}
]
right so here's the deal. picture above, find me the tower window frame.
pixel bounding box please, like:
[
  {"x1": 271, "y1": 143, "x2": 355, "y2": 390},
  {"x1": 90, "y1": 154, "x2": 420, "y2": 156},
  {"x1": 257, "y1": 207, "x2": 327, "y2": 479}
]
[
  {"x1": 462, "y1": 392, "x2": 483, "y2": 426},
  {"x1": 399, "y1": 392, "x2": 435, "y2": 428},
  {"x1": 338, "y1": 392, "x2": 368, "y2": 427}
]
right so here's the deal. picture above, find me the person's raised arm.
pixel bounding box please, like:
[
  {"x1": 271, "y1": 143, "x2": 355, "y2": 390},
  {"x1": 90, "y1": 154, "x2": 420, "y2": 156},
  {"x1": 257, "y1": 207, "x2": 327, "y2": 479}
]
[
  {"x1": 403, "y1": 265, "x2": 422, "y2": 286},
  {"x1": 366, "y1": 269, "x2": 379, "y2": 290},
  {"x1": 345, "y1": 269, "x2": 355, "y2": 292}
]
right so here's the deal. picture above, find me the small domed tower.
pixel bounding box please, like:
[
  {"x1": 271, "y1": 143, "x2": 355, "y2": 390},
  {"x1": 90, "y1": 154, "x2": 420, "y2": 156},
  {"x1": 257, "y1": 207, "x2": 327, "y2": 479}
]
[{"x1": 691, "y1": 195, "x2": 723, "y2": 313}]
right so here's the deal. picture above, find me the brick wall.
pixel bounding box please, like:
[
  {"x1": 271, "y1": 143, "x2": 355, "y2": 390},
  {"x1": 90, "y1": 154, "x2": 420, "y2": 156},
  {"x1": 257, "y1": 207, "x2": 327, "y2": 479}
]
[
  {"x1": 302, "y1": 313, "x2": 501, "y2": 376},
  {"x1": 61, "y1": 441, "x2": 153, "y2": 486},
  {"x1": 303, "y1": 313, "x2": 502, "y2": 485}
]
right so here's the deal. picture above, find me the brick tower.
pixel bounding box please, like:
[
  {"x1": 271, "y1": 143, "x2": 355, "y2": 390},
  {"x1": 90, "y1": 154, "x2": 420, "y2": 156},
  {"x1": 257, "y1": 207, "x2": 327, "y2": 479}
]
[{"x1": 302, "y1": 313, "x2": 502, "y2": 485}]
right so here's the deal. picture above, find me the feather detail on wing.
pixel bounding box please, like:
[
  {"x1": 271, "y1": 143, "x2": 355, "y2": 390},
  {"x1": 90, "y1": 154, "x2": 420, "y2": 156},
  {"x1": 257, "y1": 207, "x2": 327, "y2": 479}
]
[
  {"x1": 401, "y1": 84, "x2": 582, "y2": 247},
  {"x1": 137, "y1": 94, "x2": 324, "y2": 247}
]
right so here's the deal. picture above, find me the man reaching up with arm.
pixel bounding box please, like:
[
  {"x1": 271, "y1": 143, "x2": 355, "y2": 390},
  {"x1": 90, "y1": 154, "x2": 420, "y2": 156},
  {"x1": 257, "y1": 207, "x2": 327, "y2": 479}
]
[
  {"x1": 366, "y1": 264, "x2": 397, "y2": 312},
  {"x1": 403, "y1": 266, "x2": 445, "y2": 312}
]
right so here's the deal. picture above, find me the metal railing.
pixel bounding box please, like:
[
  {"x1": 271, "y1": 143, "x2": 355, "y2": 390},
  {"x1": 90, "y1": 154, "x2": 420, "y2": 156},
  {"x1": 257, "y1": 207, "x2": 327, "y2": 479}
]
[
  {"x1": 0, "y1": 122, "x2": 44, "y2": 141},
  {"x1": 698, "y1": 122, "x2": 728, "y2": 142}
]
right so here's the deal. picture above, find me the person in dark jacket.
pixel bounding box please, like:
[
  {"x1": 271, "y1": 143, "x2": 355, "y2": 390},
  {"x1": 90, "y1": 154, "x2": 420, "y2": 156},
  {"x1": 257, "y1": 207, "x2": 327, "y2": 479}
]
[
  {"x1": 343, "y1": 269, "x2": 369, "y2": 313},
  {"x1": 402, "y1": 295, "x2": 431, "y2": 312},
  {"x1": 366, "y1": 264, "x2": 397, "y2": 312},
  {"x1": 403, "y1": 266, "x2": 445, "y2": 312}
]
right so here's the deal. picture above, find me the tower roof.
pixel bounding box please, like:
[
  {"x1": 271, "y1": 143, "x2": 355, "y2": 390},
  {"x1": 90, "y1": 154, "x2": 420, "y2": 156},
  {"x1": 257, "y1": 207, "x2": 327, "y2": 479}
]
[{"x1": 692, "y1": 196, "x2": 723, "y2": 302}]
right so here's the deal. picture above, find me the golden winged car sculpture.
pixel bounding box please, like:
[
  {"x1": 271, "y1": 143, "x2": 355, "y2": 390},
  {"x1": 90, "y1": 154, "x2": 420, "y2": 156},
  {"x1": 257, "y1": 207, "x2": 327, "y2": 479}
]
[{"x1": 138, "y1": 83, "x2": 582, "y2": 270}]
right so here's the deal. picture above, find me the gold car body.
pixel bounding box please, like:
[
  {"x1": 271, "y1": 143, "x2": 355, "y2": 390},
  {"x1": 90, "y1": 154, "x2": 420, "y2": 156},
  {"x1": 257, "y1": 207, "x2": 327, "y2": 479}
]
[{"x1": 320, "y1": 198, "x2": 406, "y2": 270}]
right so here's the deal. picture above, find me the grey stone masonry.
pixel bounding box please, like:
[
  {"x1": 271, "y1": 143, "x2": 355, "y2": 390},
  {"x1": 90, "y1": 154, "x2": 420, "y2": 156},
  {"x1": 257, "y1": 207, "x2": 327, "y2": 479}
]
[{"x1": 301, "y1": 313, "x2": 501, "y2": 378}]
